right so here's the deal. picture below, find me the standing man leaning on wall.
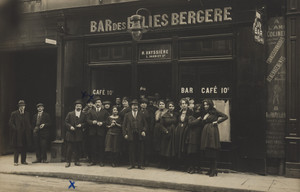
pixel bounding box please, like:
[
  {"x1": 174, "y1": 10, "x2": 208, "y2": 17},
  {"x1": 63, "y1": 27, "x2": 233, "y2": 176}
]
[
  {"x1": 9, "y1": 100, "x2": 32, "y2": 166},
  {"x1": 32, "y1": 103, "x2": 51, "y2": 163}
]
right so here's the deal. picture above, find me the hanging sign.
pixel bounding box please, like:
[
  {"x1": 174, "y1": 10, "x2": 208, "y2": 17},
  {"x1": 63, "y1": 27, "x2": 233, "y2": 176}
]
[{"x1": 253, "y1": 10, "x2": 264, "y2": 44}]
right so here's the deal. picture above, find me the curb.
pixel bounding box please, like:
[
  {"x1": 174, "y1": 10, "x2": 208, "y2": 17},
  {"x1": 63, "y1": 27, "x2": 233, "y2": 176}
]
[{"x1": 1, "y1": 171, "x2": 262, "y2": 192}]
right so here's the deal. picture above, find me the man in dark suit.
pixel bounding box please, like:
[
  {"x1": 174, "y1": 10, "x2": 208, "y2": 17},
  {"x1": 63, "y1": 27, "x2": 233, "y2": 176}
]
[
  {"x1": 32, "y1": 103, "x2": 51, "y2": 163},
  {"x1": 123, "y1": 99, "x2": 147, "y2": 170},
  {"x1": 139, "y1": 98, "x2": 154, "y2": 166},
  {"x1": 65, "y1": 100, "x2": 86, "y2": 168},
  {"x1": 9, "y1": 100, "x2": 32, "y2": 166},
  {"x1": 87, "y1": 96, "x2": 109, "y2": 166}
]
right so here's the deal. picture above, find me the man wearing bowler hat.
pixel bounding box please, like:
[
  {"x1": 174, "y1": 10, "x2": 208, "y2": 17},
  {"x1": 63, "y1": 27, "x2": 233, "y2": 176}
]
[
  {"x1": 9, "y1": 100, "x2": 32, "y2": 166},
  {"x1": 32, "y1": 103, "x2": 51, "y2": 163},
  {"x1": 87, "y1": 96, "x2": 109, "y2": 166},
  {"x1": 65, "y1": 99, "x2": 86, "y2": 168},
  {"x1": 123, "y1": 99, "x2": 147, "y2": 170}
]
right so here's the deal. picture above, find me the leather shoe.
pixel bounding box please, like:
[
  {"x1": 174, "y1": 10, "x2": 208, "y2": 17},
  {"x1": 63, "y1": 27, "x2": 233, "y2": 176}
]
[
  {"x1": 14, "y1": 163, "x2": 18, "y2": 166},
  {"x1": 65, "y1": 163, "x2": 71, "y2": 168},
  {"x1": 99, "y1": 162, "x2": 104, "y2": 167},
  {"x1": 88, "y1": 162, "x2": 96, "y2": 166},
  {"x1": 32, "y1": 160, "x2": 41, "y2": 163},
  {"x1": 42, "y1": 160, "x2": 48, "y2": 163},
  {"x1": 127, "y1": 166, "x2": 135, "y2": 170},
  {"x1": 74, "y1": 162, "x2": 81, "y2": 166},
  {"x1": 137, "y1": 166, "x2": 145, "y2": 170},
  {"x1": 21, "y1": 162, "x2": 28, "y2": 165}
]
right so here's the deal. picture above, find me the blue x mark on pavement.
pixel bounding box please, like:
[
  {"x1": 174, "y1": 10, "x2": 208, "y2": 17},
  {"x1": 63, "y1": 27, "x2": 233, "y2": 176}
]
[{"x1": 68, "y1": 180, "x2": 75, "y2": 189}]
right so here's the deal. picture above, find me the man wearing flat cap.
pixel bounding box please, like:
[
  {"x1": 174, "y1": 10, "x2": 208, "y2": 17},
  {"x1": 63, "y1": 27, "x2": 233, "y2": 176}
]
[
  {"x1": 65, "y1": 99, "x2": 86, "y2": 167},
  {"x1": 123, "y1": 99, "x2": 147, "y2": 170},
  {"x1": 32, "y1": 103, "x2": 51, "y2": 163},
  {"x1": 9, "y1": 100, "x2": 32, "y2": 166},
  {"x1": 87, "y1": 96, "x2": 109, "y2": 166}
]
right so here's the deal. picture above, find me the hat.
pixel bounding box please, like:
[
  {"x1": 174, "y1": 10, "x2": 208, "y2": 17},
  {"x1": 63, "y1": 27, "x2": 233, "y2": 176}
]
[
  {"x1": 74, "y1": 99, "x2": 83, "y2": 105},
  {"x1": 18, "y1": 100, "x2": 26, "y2": 106},
  {"x1": 94, "y1": 96, "x2": 101, "y2": 102},
  {"x1": 103, "y1": 100, "x2": 111, "y2": 105},
  {"x1": 140, "y1": 98, "x2": 148, "y2": 104},
  {"x1": 130, "y1": 99, "x2": 139, "y2": 105},
  {"x1": 36, "y1": 103, "x2": 44, "y2": 108}
]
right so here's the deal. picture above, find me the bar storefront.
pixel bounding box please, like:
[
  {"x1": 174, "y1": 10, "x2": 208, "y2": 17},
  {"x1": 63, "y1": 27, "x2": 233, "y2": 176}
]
[{"x1": 58, "y1": 0, "x2": 269, "y2": 173}]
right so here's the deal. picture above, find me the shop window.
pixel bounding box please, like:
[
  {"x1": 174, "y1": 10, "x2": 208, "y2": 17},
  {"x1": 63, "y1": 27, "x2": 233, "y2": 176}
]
[
  {"x1": 90, "y1": 65, "x2": 131, "y2": 101},
  {"x1": 179, "y1": 37, "x2": 232, "y2": 58},
  {"x1": 179, "y1": 62, "x2": 232, "y2": 142},
  {"x1": 89, "y1": 44, "x2": 132, "y2": 63}
]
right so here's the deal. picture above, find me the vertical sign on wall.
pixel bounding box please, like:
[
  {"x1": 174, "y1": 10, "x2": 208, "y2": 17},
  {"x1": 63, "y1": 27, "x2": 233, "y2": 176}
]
[{"x1": 266, "y1": 17, "x2": 286, "y2": 159}]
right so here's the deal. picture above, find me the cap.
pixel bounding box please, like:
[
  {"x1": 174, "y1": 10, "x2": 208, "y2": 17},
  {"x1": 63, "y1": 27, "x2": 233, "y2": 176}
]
[
  {"x1": 18, "y1": 100, "x2": 26, "y2": 106},
  {"x1": 36, "y1": 103, "x2": 44, "y2": 108},
  {"x1": 103, "y1": 100, "x2": 111, "y2": 105}
]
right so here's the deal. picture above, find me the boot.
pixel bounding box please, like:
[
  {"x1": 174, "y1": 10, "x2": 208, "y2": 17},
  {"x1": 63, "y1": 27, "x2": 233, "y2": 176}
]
[{"x1": 209, "y1": 160, "x2": 218, "y2": 177}]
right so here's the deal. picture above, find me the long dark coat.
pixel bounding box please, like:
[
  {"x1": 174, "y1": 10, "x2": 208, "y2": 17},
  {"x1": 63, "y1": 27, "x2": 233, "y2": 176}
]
[
  {"x1": 65, "y1": 111, "x2": 86, "y2": 142},
  {"x1": 122, "y1": 110, "x2": 147, "y2": 141},
  {"x1": 174, "y1": 109, "x2": 193, "y2": 158},
  {"x1": 200, "y1": 109, "x2": 228, "y2": 150},
  {"x1": 160, "y1": 111, "x2": 178, "y2": 157},
  {"x1": 153, "y1": 108, "x2": 168, "y2": 152},
  {"x1": 87, "y1": 108, "x2": 109, "y2": 136},
  {"x1": 186, "y1": 115, "x2": 203, "y2": 154},
  {"x1": 140, "y1": 108, "x2": 154, "y2": 156},
  {"x1": 9, "y1": 110, "x2": 32, "y2": 147},
  {"x1": 32, "y1": 112, "x2": 51, "y2": 138}
]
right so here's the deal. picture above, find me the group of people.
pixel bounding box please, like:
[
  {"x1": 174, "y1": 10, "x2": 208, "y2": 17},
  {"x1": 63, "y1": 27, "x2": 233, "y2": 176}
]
[{"x1": 9, "y1": 94, "x2": 228, "y2": 177}]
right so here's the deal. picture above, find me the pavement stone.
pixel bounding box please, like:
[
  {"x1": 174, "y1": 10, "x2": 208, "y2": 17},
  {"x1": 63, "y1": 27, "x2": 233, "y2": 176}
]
[{"x1": 0, "y1": 153, "x2": 299, "y2": 192}]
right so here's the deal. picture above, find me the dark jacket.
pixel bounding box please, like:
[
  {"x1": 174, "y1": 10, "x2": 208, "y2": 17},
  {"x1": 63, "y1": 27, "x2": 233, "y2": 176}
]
[
  {"x1": 65, "y1": 111, "x2": 86, "y2": 142},
  {"x1": 32, "y1": 112, "x2": 51, "y2": 138},
  {"x1": 122, "y1": 110, "x2": 147, "y2": 141},
  {"x1": 87, "y1": 108, "x2": 109, "y2": 136},
  {"x1": 9, "y1": 110, "x2": 32, "y2": 147}
]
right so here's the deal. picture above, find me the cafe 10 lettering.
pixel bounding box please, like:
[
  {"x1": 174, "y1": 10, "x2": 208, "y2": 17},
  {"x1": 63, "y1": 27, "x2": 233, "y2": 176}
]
[
  {"x1": 93, "y1": 89, "x2": 114, "y2": 96},
  {"x1": 181, "y1": 86, "x2": 230, "y2": 94},
  {"x1": 90, "y1": 7, "x2": 232, "y2": 33}
]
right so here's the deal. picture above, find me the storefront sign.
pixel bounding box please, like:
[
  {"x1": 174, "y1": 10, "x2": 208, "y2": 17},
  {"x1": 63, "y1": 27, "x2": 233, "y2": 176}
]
[
  {"x1": 180, "y1": 85, "x2": 231, "y2": 98},
  {"x1": 90, "y1": 7, "x2": 232, "y2": 33},
  {"x1": 266, "y1": 17, "x2": 286, "y2": 158},
  {"x1": 139, "y1": 43, "x2": 171, "y2": 60},
  {"x1": 253, "y1": 11, "x2": 264, "y2": 44},
  {"x1": 92, "y1": 89, "x2": 114, "y2": 96}
]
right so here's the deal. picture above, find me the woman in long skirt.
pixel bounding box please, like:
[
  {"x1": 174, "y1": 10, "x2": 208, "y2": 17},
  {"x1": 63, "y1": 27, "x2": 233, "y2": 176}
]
[
  {"x1": 153, "y1": 99, "x2": 168, "y2": 165},
  {"x1": 186, "y1": 103, "x2": 203, "y2": 174},
  {"x1": 174, "y1": 98, "x2": 193, "y2": 170},
  {"x1": 105, "y1": 106, "x2": 122, "y2": 167},
  {"x1": 200, "y1": 99, "x2": 228, "y2": 177},
  {"x1": 160, "y1": 101, "x2": 178, "y2": 170}
]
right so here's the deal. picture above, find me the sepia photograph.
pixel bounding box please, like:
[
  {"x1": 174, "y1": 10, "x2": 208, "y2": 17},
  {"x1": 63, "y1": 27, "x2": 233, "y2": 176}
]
[{"x1": 0, "y1": 0, "x2": 299, "y2": 191}]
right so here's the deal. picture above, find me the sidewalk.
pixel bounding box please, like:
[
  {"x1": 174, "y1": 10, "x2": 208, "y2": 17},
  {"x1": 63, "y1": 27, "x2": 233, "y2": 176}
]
[{"x1": 0, "y1": 153, "x2": 299, "y2": 192}]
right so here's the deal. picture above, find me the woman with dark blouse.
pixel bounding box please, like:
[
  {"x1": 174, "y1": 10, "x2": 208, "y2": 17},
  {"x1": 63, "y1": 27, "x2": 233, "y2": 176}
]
[
  {"x1": 174, "y1": 98, "x2": 193, "y2": 170},
  {"x1": 153, "y1": 100, "x2": 168, "y2": 165},
  {"x1": 200, "y1": 99, "x2": 228, "y2": 177},
  {"x1": 186, "y1": 103, "x2": 203, "y2": 174},
  {"x1": 105, "y1": 106, "x2": 122, "y2": 167},
  {"x1": 160, "y1": 101, "x2": 178, "y2": 170}
]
